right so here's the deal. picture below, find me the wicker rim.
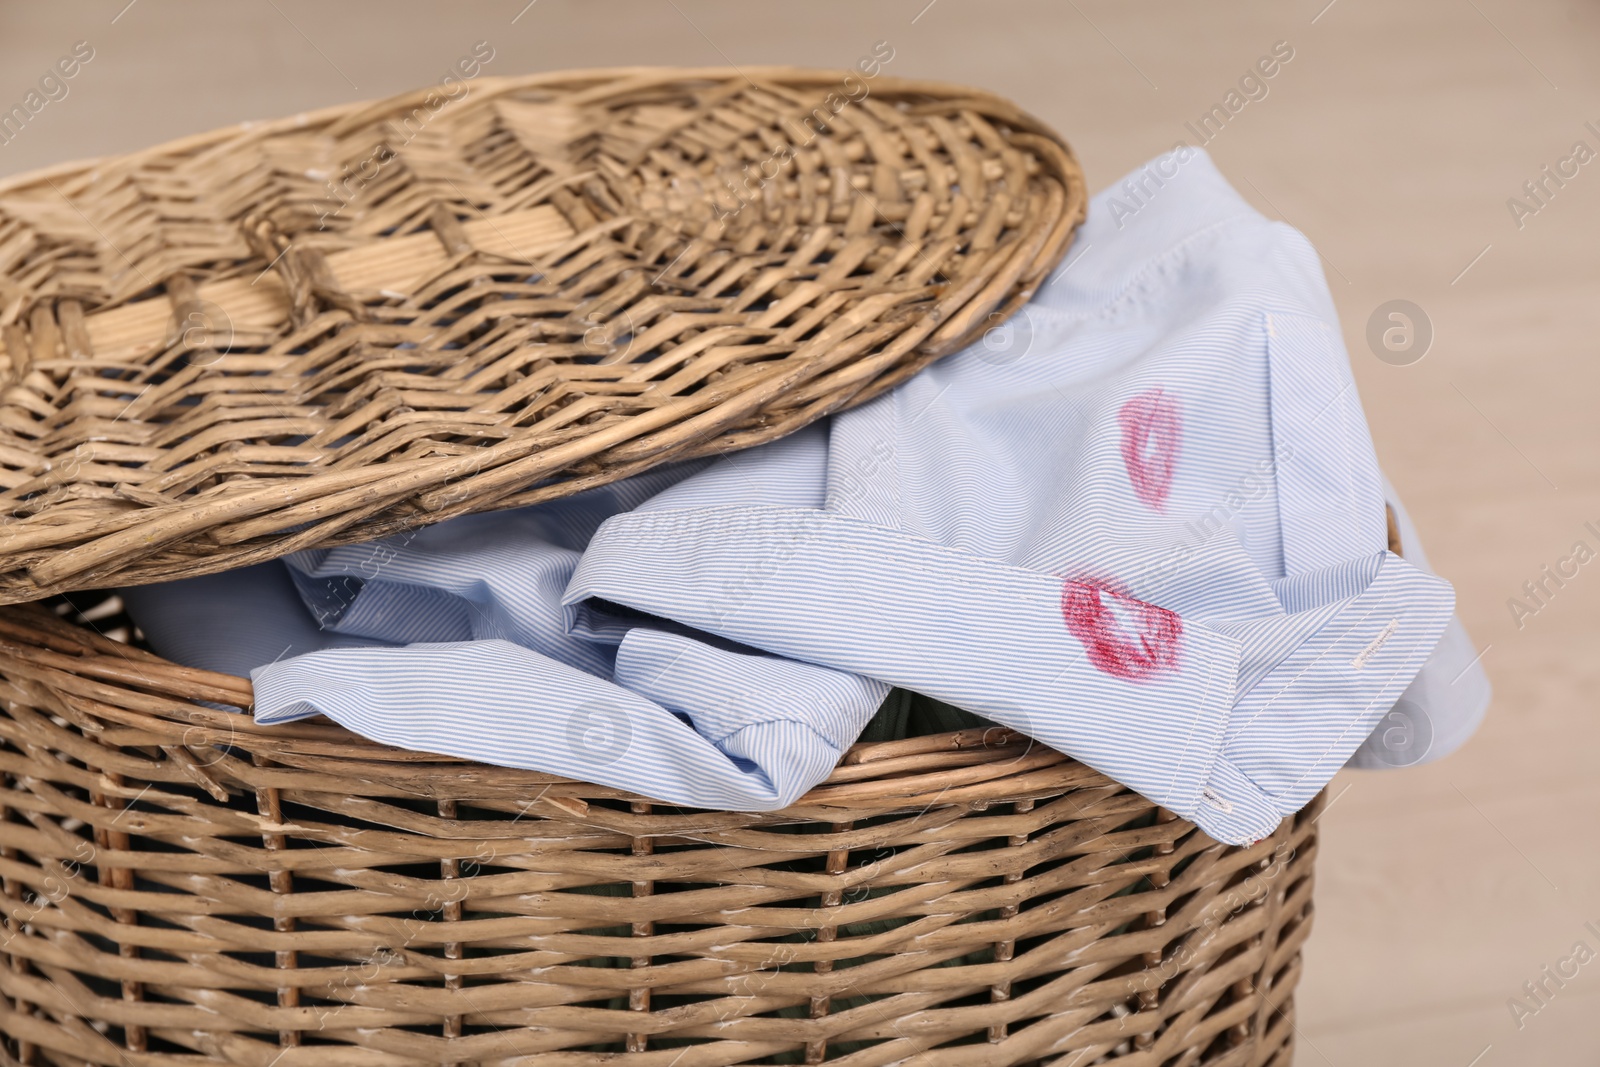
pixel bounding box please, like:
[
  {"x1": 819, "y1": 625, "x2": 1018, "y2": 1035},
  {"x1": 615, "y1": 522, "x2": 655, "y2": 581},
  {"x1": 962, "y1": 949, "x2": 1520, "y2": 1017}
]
[{"x1": 0, "y1": 66, "x2": 1087, "y2": 604}]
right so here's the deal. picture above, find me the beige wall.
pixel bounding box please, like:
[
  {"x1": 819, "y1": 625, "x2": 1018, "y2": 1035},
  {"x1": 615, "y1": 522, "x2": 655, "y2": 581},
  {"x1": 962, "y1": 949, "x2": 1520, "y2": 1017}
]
[{"x1": 3, "y1": 1, "x2": 1597, "y2": 1061}]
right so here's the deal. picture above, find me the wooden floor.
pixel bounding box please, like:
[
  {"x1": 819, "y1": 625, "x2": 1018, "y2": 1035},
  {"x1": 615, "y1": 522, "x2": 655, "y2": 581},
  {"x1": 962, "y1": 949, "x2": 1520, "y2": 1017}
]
[{"x1": 3, "y1": 1, "x2": 1597, "y2": 1062}]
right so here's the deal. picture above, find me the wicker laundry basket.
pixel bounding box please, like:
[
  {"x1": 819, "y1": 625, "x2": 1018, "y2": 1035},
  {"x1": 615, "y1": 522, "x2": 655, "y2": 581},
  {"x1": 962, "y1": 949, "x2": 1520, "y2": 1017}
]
[
  {"x1": 0, "y1": 594, "x2": 1320, "y2": 1067},
  {"x1": 0, "y1": 68, "x2": 1323, "y2": 1066}
]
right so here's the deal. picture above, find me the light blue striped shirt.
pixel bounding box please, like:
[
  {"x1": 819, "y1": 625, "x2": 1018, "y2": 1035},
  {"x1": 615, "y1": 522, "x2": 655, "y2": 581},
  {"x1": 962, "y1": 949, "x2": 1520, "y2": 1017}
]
[{"x1": 119, "y1": 148, "x2": 1486, "y2": 844}]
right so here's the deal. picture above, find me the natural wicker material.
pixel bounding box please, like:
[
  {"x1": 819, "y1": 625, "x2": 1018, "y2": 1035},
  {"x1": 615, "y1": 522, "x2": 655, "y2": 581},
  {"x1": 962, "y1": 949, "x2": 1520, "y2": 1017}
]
[
  {"x1": 0, "y1": 67, "x2": 1086, "y2": 604},
  {"x1": 0, "y1": 596, "x2": 1316, "y2": 1066}
]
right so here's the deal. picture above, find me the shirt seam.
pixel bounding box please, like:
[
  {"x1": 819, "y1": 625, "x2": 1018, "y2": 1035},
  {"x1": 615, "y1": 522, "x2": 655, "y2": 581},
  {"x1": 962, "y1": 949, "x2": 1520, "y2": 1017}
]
[
  {"x1": 1168, "y1": 630, "x2": 1235, "y2": 811},
  {"x1": 1261, "y1": 307, "x2": 1374, "y2": 577}
]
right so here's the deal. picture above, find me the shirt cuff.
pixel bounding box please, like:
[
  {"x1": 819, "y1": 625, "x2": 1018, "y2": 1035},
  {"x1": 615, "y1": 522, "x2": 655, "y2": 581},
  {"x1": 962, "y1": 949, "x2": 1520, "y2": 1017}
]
[{"x1": 1196, "y1": 550, "x2": 1455, "y2": 842}]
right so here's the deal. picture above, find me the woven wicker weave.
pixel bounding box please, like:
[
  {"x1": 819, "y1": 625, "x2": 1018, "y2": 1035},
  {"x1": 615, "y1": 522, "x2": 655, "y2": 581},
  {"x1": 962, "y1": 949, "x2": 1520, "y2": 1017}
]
[
  {"x1": 0, "y1": 67, "x2": 1085, "y2": 604},
  {"x1": 0, "y1": 594, "x2": 1315, "y2": 1066}
]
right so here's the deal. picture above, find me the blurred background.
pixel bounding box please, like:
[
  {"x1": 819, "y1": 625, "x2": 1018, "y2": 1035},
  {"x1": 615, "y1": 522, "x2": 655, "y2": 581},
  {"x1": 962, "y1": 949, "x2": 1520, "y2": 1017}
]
[{"x1": 2, "y1": 2, "x2": 1596, "y2": 1063}]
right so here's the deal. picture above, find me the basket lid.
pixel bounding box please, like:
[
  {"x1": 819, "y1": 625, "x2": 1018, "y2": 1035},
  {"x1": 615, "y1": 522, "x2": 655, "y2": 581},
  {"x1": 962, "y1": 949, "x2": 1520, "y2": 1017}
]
[{"x1": 0, "y1": 66, "x2": 1085, "y2": 603}]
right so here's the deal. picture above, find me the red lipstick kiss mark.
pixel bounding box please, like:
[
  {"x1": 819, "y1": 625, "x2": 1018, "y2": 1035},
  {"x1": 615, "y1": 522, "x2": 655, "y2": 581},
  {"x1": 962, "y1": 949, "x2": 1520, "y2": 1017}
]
[
  {"x1": 1060, "y1": 576, "x2": 1182, "y2": 682},
  {"x1": 1119, "y1": 388, "x2": 1182, "y2": 510}
]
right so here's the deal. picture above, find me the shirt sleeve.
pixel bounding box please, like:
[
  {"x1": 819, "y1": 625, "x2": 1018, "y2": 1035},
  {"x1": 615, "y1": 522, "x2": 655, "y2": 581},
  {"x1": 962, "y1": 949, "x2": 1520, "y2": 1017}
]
[
  {"x1": 565, "y1": 503, "x2": 1454, "y2": 843},
  {"x1": 566, "y1": 504, "x2": 1242, "y2": 831}
]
